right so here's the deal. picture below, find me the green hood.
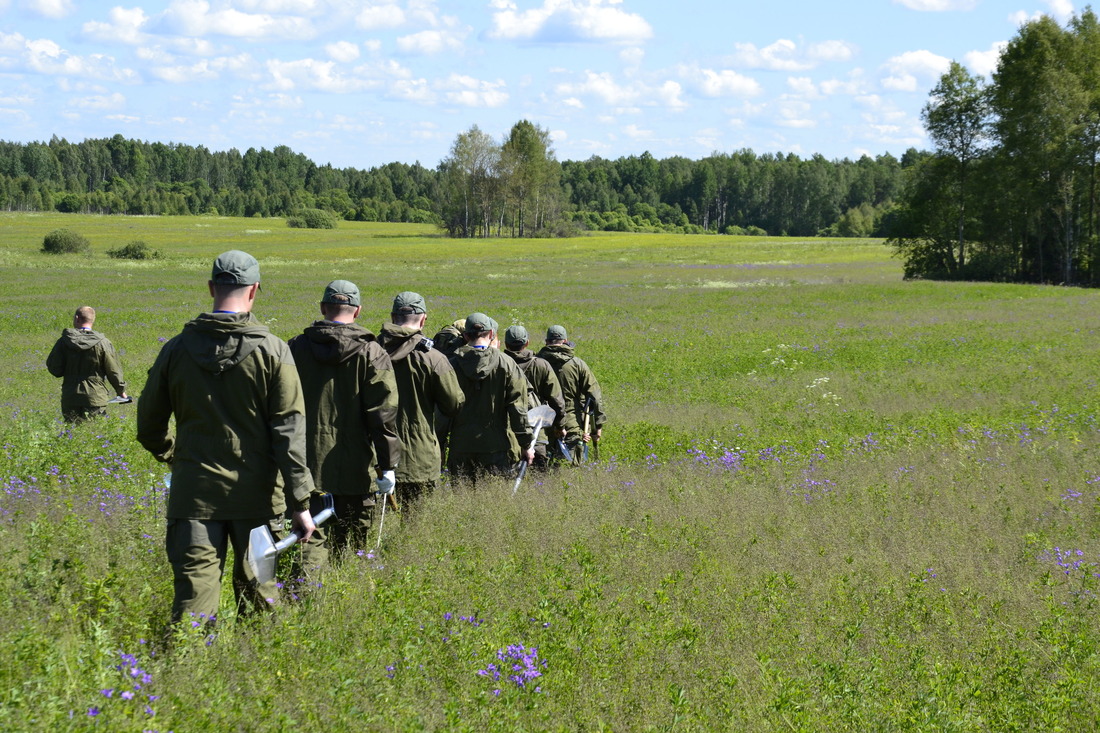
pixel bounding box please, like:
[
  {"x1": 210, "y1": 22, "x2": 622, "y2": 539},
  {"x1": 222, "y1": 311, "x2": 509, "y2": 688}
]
[
  {"x1": 299, "y1": 321, "x2": 377, "y2": 366},
  {"x1": 379, "y1": 323, "x2": 425, "y2": 362},
  {"x1": 180, "y1": 312, "x2": 270, "y2": 374},
  {"x1": 537, "y1": 343, "x2": 575, "y2": 370},
  {"x1": 59, "y1": 328, "x2": 106, "y2": 352},
  {"x1": 452, "y1": 344, "x2": 503, "y2": 382}
]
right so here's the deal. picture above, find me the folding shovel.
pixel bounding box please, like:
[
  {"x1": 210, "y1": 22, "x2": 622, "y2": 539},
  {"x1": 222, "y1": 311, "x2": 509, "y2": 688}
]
[
  {"x1": 107, "y1": 395, "x2": 133, "y2": 404},
  {"x1": 512, "y1": 404, "x2": 556, "y2": 495},
  {"x1": 247, "y1": 494, "x2": 336, "y2": 586}
]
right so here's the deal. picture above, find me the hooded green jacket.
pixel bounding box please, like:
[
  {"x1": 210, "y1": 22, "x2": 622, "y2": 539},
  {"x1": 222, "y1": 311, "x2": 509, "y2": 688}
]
[
  {"x1": 46, "y1": 328, "x2": 127, "y2": 412},
  {"x1": 537, "y1": 344, "x2": 607, "y2": 435},
  {"x1": 504, "y1": 348, "x2": 568, "y2": 433},
  {"x1": 448, "y1": 345, "x2": 532, "y2": 457},
  {"x1": 379, "y1": 323, "x2": 465, "y2": 483},
  {"x1": 137, "y1": 312, "x2": 314, "y2": 519},
  {"x1": 431, "y1": 325, "x2": 465, "y2": 357},
  {"x1": 289, "y1": 321, "x2": 400, "y2": 495}
]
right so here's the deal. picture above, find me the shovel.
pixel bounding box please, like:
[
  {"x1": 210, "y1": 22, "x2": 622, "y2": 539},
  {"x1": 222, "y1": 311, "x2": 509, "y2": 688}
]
[
  {"x1": 247, "y1": 494, "x2": 336, "y2": 586},
  {"x1": 107, "y1": 395, "x2": 133, "y2": 404},
  {"x1": 512, "y1": 404, "x2": 556, "y2": 495}
]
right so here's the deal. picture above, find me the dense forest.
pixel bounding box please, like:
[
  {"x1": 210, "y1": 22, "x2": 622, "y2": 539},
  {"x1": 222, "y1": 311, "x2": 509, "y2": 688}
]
[
  {"x1": 0, "y1": 126, "x2": 912, "y2": 240},
  {"x1": 890, "y1": 9, "x2": 1100, "y2": 285}
]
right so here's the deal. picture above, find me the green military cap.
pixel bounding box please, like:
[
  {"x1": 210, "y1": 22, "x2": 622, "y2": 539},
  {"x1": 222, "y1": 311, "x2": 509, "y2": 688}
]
[
  {"x1": 212, "y1": 250, "x2": 260, "y2": 285},
  {"x1": 322, "y1": 279, "x2": 360, "y2": 307},
  {"x1": 392, "y1": 291, "x2": 426, "y2": 314},
  {"x1": 546, "y1": 325, "x2": 568, "y2": 341},
  {"x1": 504, "y1": 325, "x2": 529, "y2": 348},
  {"x1": 464, "y1": 312, "x2": 493, "y2": 335}
]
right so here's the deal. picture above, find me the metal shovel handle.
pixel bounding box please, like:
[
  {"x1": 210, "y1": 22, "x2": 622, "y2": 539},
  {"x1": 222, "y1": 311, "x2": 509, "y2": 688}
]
[
  {"x1": 271, "y1": 504, "x2": 334, "y2": 555},
  {"x1": 512, "y1": 418, "x2": 545, "y2": 494}
]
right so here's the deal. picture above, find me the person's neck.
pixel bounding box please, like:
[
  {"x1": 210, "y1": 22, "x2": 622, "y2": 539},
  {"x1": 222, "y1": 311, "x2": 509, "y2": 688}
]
[{"x1": 211, "y1": 300, "x2": 252, "y2": 314}]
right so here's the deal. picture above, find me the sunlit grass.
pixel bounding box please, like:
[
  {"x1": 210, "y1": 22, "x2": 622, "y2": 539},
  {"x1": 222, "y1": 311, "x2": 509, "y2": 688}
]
[{"x1": 2, "y1": 213, "x2": 1100, "y2": 729}]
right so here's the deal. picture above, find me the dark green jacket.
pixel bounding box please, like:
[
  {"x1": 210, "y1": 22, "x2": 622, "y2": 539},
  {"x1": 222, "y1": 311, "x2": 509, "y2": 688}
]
[
  {"x1": 448, "y1": 345, "x2": 532, "y2": 456},
  {"x1": 379, "y1": 324, "x2": 465, "y2": 483},
  {"x1": 137, "y1": 312, "x2": 314, "y2": 519},
  {"x1": 432, "y1": 325, "x2": 465, "y2": 357},
  {"x1": 46, "y1": 328, "x2": 127, "y2": 412},
  {"x1": 504, "y1": 348, "x2": 567, "y2": 432},
  {"x1": 537, "y1": 344, "x2": 607, "y2": 435},
  {"x1": 289, "y1": 321, "x2": 400, "y2": 495}
]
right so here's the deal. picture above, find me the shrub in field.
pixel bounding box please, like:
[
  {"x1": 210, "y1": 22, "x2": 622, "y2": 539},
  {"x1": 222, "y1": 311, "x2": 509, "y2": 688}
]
[
  {"x1": 286, "y1": 208, "x2": 338, "y2": 229},
  {"x1": 106, "y1": 240, "x2": 161, "y2": 260},
  {"x1": 41, "y1": 228, "x2": 91, "y2": 254}
]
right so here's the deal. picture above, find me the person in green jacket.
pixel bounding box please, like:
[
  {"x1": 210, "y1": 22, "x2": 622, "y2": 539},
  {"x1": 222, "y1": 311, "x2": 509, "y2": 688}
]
[
  {"x1": 379, "y1": 291, "x2": 465, "y2": 511},
  {"x1": 446, "y1": 313, "x2": 534, "y2": 482},
  {"x1": 538, "y1": 325, "x2": 607, "y2": 464},
  {"x1": 503, "y1": 325, "x2": 567, "y2": 472},
  {"x1": 46, "y1": 306, "x2": 128, "y2": 422},
  {"x1": 289, "y1": 280, "x2": 401, "y2": 569},
  {"x1": 432, "y1": 319, "x2": 466, "y2": 357},
  {"x1": 137, "y1": 250, "x2": 316, "y2": 626}
]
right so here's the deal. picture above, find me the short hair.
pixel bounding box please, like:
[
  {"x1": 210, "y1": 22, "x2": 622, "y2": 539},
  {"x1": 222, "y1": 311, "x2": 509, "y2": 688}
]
[
  {"x1": 321, "y1": 302, "x2": 358, "y2": 320},
  {"x1": 74, "y1": 306, "x2": 95, "y2": 325},
  {"x1": 211, "y1": 276, "x2": 254, "y2": 299},
  {"x1": 390, "y1": 311, "x2": 423, "y2": 327}
]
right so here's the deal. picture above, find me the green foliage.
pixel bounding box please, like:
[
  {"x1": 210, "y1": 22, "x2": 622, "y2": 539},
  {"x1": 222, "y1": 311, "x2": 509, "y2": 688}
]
[
  {"x1": 106, "y1": 240, "x2": 161, "y2": 260},
  {"x1": 899, "y1": 9, "x2": 1100, "y2": 284},
  {"x1": 286, "y1": 208, "x2": 338, "y2": 229},
  {"x1": 0, "y1": 129, "x2": 906, "y2": 241},
  {"x1": 40, "y1": 228, "x2": 90, "y2": 254}
]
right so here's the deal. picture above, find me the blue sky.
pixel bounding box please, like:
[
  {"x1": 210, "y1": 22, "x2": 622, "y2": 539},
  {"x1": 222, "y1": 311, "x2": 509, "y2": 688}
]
[{"x1": 0, "y1": 0, "x2": 1080, "y2": 169}]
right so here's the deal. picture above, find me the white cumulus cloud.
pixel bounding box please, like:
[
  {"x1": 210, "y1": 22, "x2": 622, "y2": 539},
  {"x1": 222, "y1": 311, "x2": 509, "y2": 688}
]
[
  {"x1": 438, "y1": 74, "x2": 508, "y2": 107},
  {"x1": 266, "y1": 57, "x2": 383, "y2": 93},
  {"x1": 396, "y1": 29, "x2": 466, "y2": 55},
  {"x1": 881, "y1": 49, "x2": 950, "y2": 92},
  {"x1": 389, "y1": 77, "x2": 433, "y2": 103},
  {"x1": 0, "y1": 31, "x2": 139, "y2": 81},
  {"x1": 964, "y1": 41, "x2": 1006, "y2": 77},
  {"x1": 26, "y1": 0, "x2": 76, "y2": 19},
  {"x1": 1044, "y1": 0, "x2": 1075, "y2": 22},
  {"x1": 70, "y1": 91, "x2": 126, "y2": 110},
  {"x1": 82, "y1": 7, "x2": 150, "y2": 45},
  {"x1": 151, "y1": 53, "x2": 256, "y2": 83},
  {"x1": 325, "y1": 41, "x2": 360, "y2": 62},
  {"x1": 235, "y1": 0, "x2": 318, "y2": 11},
  {"x1": 554, "y1": 71, "x2": 684, "y2": 110},
  {"x1": 730, "y1": 39, "x2": 857, "y2": 71},
  {"x1": 488, "y1": 0, "x2": 653, "y2": 44},
  {"x1": 356, "y1": 3, "x2": 407, "y2": 30},
  {"x1": 787, "y1": 76, "x2": 820, "y2": 98},
  {"x1": 775, "y1": 100, "x2": 816, "y2": 129},
  {"x1": 892, "y1": 0, "x2": 978, "y2": 10},
  {"x1": 160, "y1": 0, "x2": 314, "y2": 40},
  {"x1": 692, "y1": 68, "x2": 762, "y2": 98}
]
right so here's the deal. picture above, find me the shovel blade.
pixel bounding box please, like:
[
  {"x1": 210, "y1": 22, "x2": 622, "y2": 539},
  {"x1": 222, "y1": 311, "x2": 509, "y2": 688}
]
[
  {"x1": 247, "y1": 525, "x2": 278, "y2": 586},
  {"x1": 526, "y1": 404, "x2": 555, "y2": 426}
]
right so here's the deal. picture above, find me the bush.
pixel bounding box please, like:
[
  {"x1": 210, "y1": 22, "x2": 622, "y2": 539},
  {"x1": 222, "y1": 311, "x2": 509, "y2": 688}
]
[
  {"x1": 106, "y1": 240, "x2": 161, "y2": 260},
  {"x1": 287, "y1": 208, "x2": 338, "y2": 229},
  {"x1": 41, "y1": 228, "x2": 90, "y2": 254}
]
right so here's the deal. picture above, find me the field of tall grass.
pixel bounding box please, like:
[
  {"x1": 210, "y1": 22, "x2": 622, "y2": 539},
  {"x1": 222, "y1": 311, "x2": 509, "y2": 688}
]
[{"x1": 2, "y1": 212, "x2": 1100, "y2": 730}]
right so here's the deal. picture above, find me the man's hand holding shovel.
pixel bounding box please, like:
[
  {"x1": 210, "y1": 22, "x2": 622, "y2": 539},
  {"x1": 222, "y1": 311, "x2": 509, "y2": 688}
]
[{"x1": 289, "y1": 507, "x2": 316, "y2": 544}]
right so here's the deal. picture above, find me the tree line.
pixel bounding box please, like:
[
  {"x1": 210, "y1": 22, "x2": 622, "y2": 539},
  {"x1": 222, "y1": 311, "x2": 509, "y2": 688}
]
[
  {"x1": 0, "y1": 125, "x2": 913, "y2": 239},
  {"x1": 890, "y1": 9, "x2": 1100, "y2": 285}
]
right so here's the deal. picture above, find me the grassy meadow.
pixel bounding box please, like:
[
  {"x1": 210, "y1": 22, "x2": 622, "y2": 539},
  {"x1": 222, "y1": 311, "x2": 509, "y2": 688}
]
[{"x1": 2, "y1": 212, "x2": 1100, "y2": 730}]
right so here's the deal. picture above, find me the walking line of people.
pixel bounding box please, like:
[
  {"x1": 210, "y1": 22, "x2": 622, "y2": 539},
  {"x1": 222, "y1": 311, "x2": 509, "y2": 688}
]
[{"x1": 47, "y1": 249, "x2": 606, "y2": 626}]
